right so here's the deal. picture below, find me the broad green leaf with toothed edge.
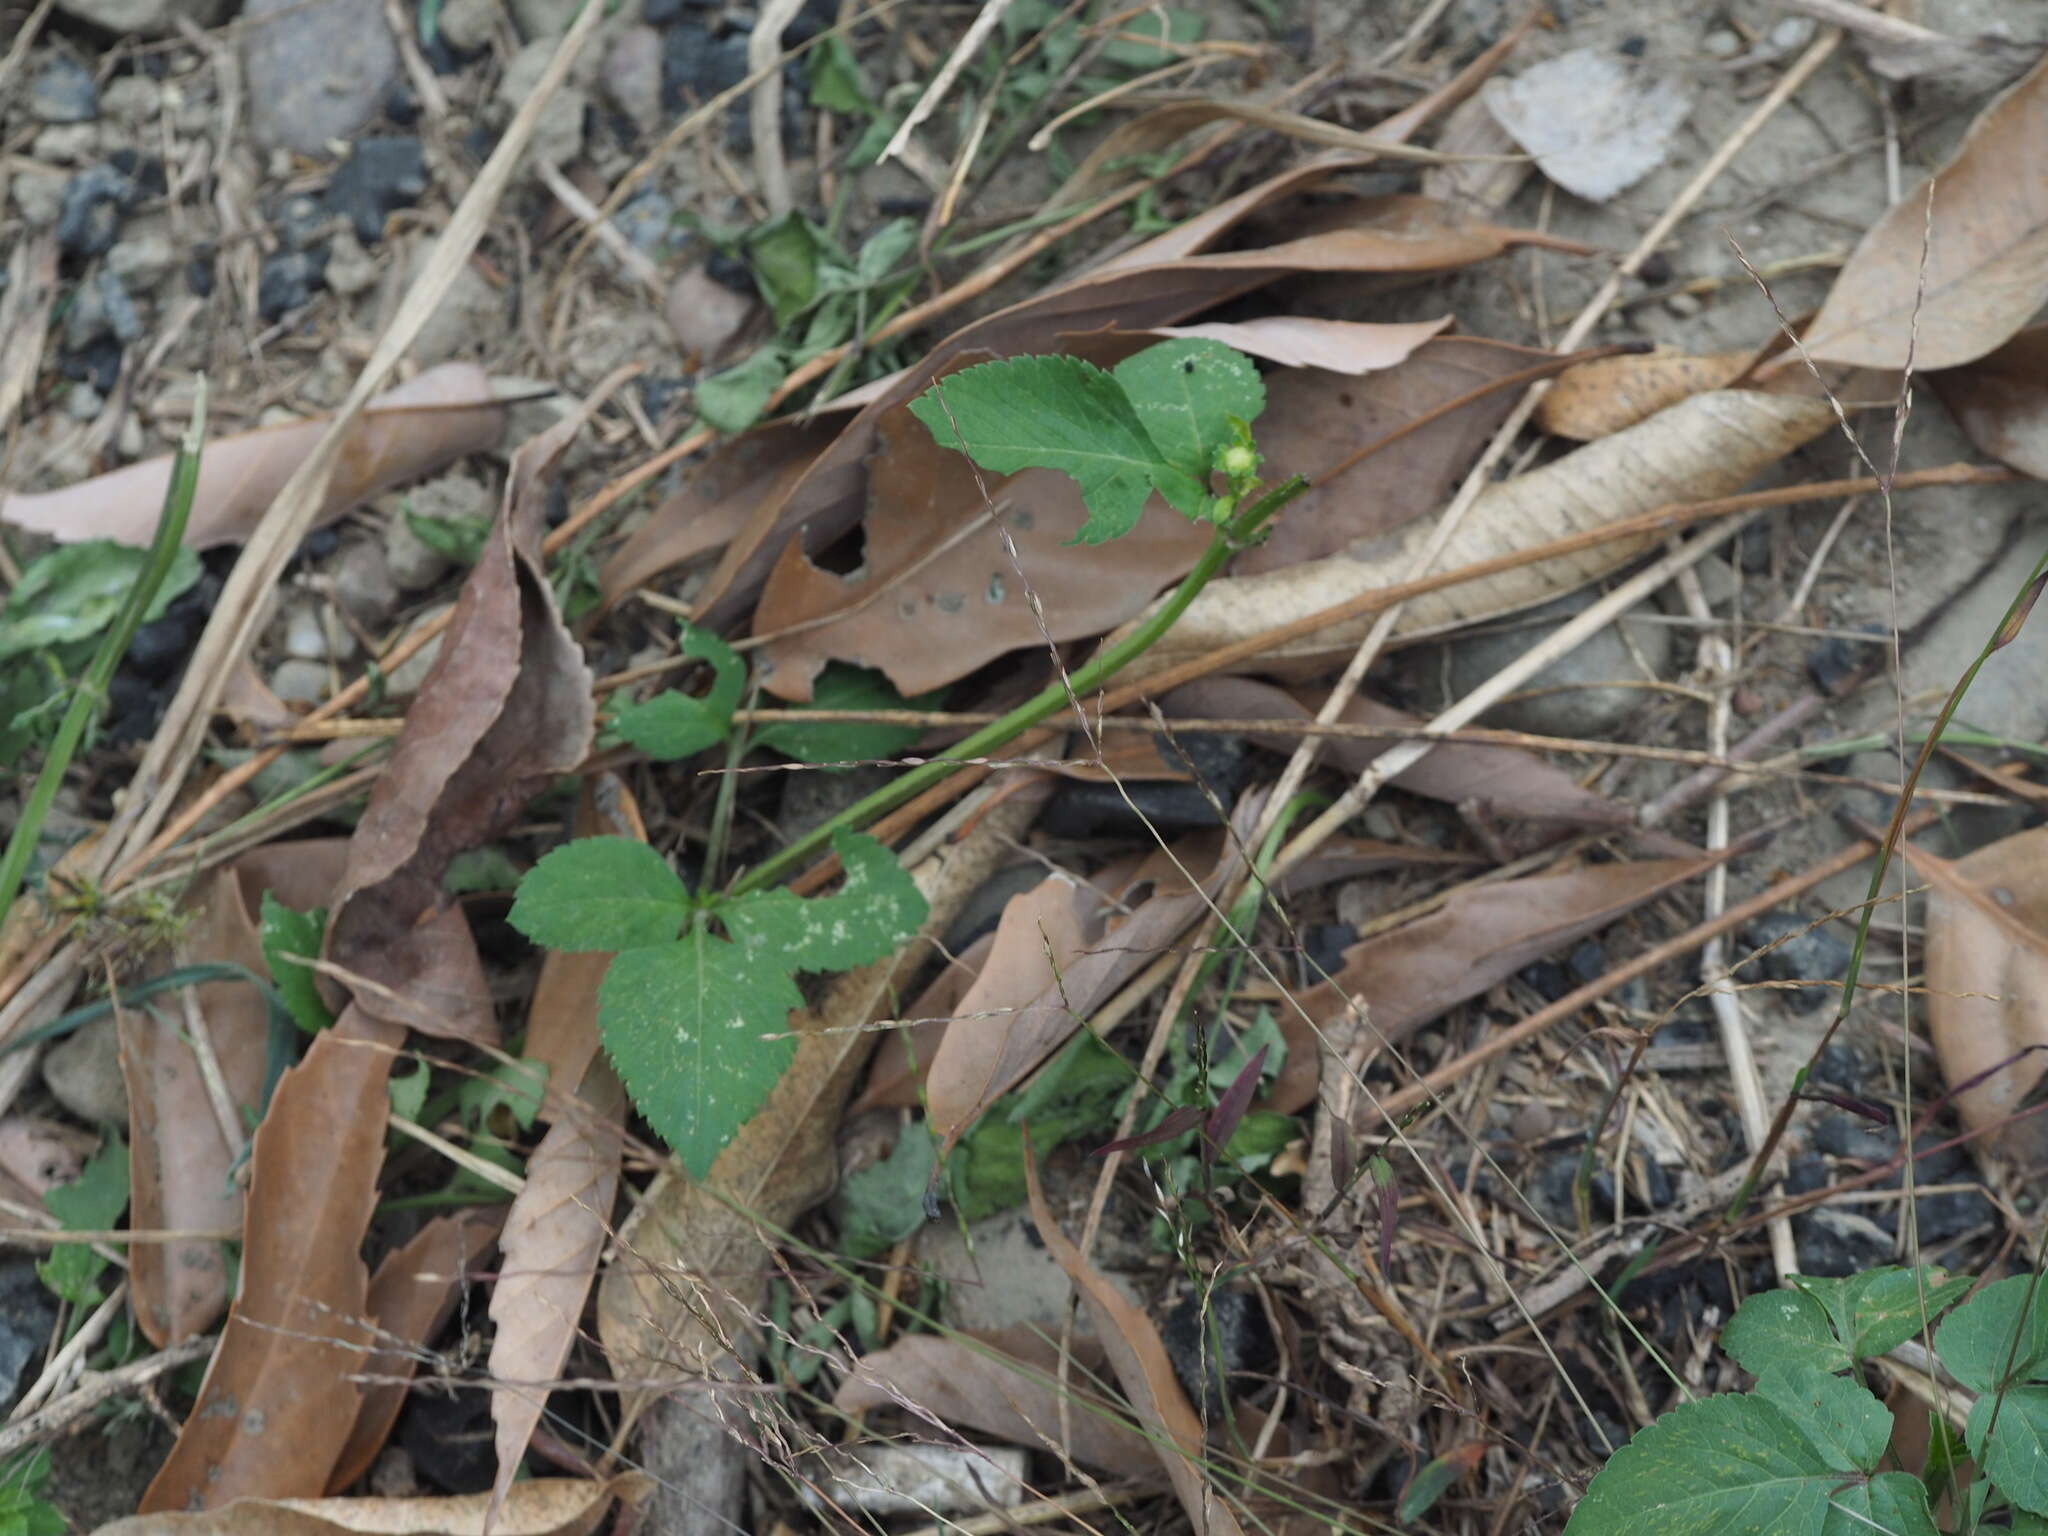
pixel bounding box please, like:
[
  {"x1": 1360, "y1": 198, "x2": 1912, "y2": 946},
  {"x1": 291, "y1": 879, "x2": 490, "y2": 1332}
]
[
  {"x1": 723, "y1": 828, "x2": 926, "y2": 972},
  {"x1": 1111, "y1": 338, "x2": 1265, "y2": 518},
  {"x1": 612, "y1": 624, "x2": 745, "y2": 761},
  {"x1": 508, "y1": 837, "x2": 692, "y2": 952},
  {"x1": 1936, "y1": 1274, "x2": 2048, "y2": 1392}
]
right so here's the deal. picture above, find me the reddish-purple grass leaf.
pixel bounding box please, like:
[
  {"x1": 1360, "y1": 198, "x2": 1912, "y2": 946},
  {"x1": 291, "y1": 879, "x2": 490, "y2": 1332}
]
[
  {"x1": 1094, "y1": 1105, "x2": 1206, "y2": 1157},
  {"x1": 1202, "y1": 1047, "x2": 1268, "y2": 1165}
]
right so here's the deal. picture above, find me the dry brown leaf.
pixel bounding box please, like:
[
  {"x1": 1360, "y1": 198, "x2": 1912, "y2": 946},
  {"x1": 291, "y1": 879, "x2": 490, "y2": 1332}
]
[
  {"x1": 124, "y1": 842, "x2": 348, "y2": 1348},
  {"x1": 0, "y1": 364, "x2": 504, "y2": 548},
  {"x1": 143, "y1": 412, "x2": 599, "y2": 1513},
  {"x1": 1797, "y1": 50, "x2": 2048, "y2": 370},
  {"x1": 1150, "y1": 315, "x2": 1453, "y2": 373},
  {"x1": 1132, "y1": 389, "x2": 1836, "y2": 675},
  {"x1": 1420, "y1": 94, "x2": 1531, "y2": 217},
  {"x1": 0, "y1": 1115, "x2": 92, "y2": 1197},
  {"x1": 595, "y1": 785, "x2": 1047, "y2": 1410},
  {"x1": 107, "y1": 1477, "x2": 641, "y2": 1536},
  {"x1": 329, "y1": 1212, "x2": 503, "y2": 1493},
  {"x1": 1931, "y1": 324, "x2": 2048, "y2": 479},
  {"x1": 854, "y1": 929, "x2": 995, "y2": 1114},
  {"x1": 1162, "y1": 677, "x2": 1632, "y2": 833},
  {"x1": 1023, "y1": 1150, "x2": 1244, "y2": 1536},
  {"x1": 690, "y1": 196, "x2": 1544, "y2": 637},
  {"x1": 1534, "y1": 347, "x2": 1755, "y2": 440},
  {"x1": 834, "y1": 1327, "x2": 1158, "y2": 1479},
  {"x1": 924, "y1": 875, "x2": 1099, "y2": 1152},
  {"x1": 1295, "y1": 854, "x2": 1716, "y2": 1049},
  {"x1": 1915, "y1": 827, "x2": 2048, "y2": 1164},
  {"x1": 487, "y1": 1063, "x2": 627, "y2": 1516}
]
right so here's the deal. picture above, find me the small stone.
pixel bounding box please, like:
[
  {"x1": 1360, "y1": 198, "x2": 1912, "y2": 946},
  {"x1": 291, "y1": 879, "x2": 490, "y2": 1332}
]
[
  {"x1": 53, "y1": 0, "x2": 225, "y2": 32},
  {"x1": 665, "y1": 262, "x2": 755, "y2": 364},
  {"x1": 43, "y1": 1016, "x2": 128, "y2": 1125},
  {"x1": 1663, "y1": 290, "x2": 1703, "y2": 318},
  {"x1": 1740, "y1": 910, "x2": 1852, "y2": 1010},
  {"x1": 60, "y1": 338, "x2": 122, "y2": 395},
  {"x1": 282, "y1": 601, "x2": 337, "y2": 661},
  {"x1": 244, "y1": 0, "x2": 401, "y2": 156},
  {"x1": 332, "y1": 539, "x2": 399, "y2": 628},
  {"x1": 1703, "y1": 28, "x2": 1742, "y2": 58},
  {"x1": 1770, "y1": 17, "x2": 1817, "y2": 50},
  {"x1": 383, "y1": 606, "x2": 450, "y2": 695},
  {"x1": 106, "y1": 230, "x2": 177, "y2": 290},
  {"x1": 9, "y1": 171, "x2": 67, "y2": 229},
  {"x1": 408, "y1": 253, "x2": 506, "y2": 364},
  {"x1": 614, "y1": 190, "x2": 677, "y2": 259},
  {"x1": 61, "y1": 382, "x2": 104, "y2": 421},
  {"x1": 662, "y1": 23, "x2": 748, "y2": 116},
  {"x1": 437, "y1": 0, "x2": 497, "y2": 52},
  {"x1": 32, "y1": 123, "x2": 99, "y2": 163},
  {"x1": 65, "y1": 268, "x2": 144, "y2": 350},
  {"x1": 602, "y1": 24, "x2": 665, "y2": 133},
  {"x1": 508, "y1": 0, "x2": 581, "y2": 39},
  {"x1": 30, "y1": 57, "x2": 99, "y2": 124},
  {"x1": 384, "y1": 501, "x2": 462, "y2": 590},
  {"x1": 269, "y1": 658, "x2": 331, "y2": 703},
  {"x1": 0, "y1": 1262, "x2": 57, "y2": 1408},
  {"x1": 57, "y1": 164, "x2": 140, "y2": 256},
  {"x1": 1794, "y1": 1206, "x2": 1891, "y2": 1278},
  {"x1": 125, "y1": 612, "x2": 194, "y2": 680},
  {"x1": 99, "y1": 75, "x2": 162, "y2": 123},
  {"x1": 323, "y1": 229, "x2": 380, "y2": 296},
  {"x1": 1304, "y1": 922, "x2": 1355, "y2": 979},
  {"x1": 276, "y1": 192, "x2": 330, "y2": 252},
  {"x1": 258, "y1": 250, "x2": 326, "y2": 319},
  {"x1": 499, "y1": 40, "x2": 588, "y2": 170},
  {"x1": 1161, "y1": 1290, "x2": 1274, "y2": 1421},
  {"x1": 323, "y1": 136, "x2": 428, "y2": 244},
  {"x1": 1042, "y1": 733, "x2": 1251, "y2": 840}
]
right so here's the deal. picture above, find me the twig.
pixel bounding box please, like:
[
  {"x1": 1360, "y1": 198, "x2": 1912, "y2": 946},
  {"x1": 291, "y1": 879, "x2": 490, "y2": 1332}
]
[
  {"x1": 0, "y1": 1335, "x2": 214, "y2": 1459},
  {"x1": 12, "y1": 1282, "x2": 129, "y2": 1421},
  {"x1": 1780, "y1": 493, "x2": 1866, "y2": 620},
  {"x1": 747, "y1": 0, "x2": 808, "y2": 216},
  {"x1": 879, "y1": 0, "x2": 1022, "y2": 165},
  {"x1": 533, "y1": 159, "x2": 666, "y2": 300}
]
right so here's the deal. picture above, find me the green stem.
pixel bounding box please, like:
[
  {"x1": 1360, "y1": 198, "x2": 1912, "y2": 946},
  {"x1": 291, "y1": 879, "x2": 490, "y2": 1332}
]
[
  {"x1": 0, "y1": 384, "x2": 207, "y2": 931},
  {"x1": 731, "y1": 475, "x2": 1308, "y2": 896}
]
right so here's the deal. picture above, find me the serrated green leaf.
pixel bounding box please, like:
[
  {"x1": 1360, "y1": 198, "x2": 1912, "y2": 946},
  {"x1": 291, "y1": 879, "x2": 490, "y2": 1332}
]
[
  {"x1": 833, "y1": 1123, "x2": 936, "y2": 1258},
  {"x1": 1753, "y1": 1363, "x2": 1892, "y2": 1472},
  {"x1": 599, "y1": 927, "x2": 801, "y2": 1179},
  {"x1": 1724, "y1": 1288, "x2": 1850, "y2": 1376},
  {"x1": 510, "y1": 837, "x2": 692, "y2": 952},
  {"x1": 723, "y1": 830, "x2": 925, "y2": 973},
  {"x1": 1562, "y1": 1389, "x2": 1872, "y2": 1536},
  {"x1": 1971, "y1": 1385, "x2": 2048, "y2": 1515},
  {"x1": 754, "y1": 663, "x2": 943, "y2": 766},
  {"x1": 1821, "y1": 1471, "x2": 1939, "y2": 1536},
  {"x1": 0, "y1": 542, "x2": 200, "y2": 665},
  {"x1": 38, "y1": 1135, "x2": 129, "y2": 1309},
  {"x1": 259, "y1": 893, "x2": 333, "y2": 1034},
  {"x1": 1833, "y1": 1267, "x2": 1975, "y2": 1360},
  {"x1": 1111, "y1": 339, "x2": 1265, "y2": 518},
  {"x1": 1937, "y1": 1275, "x2": 2048, "y2": 1392},
  {"x1": 613, "y1": 624, "x2": 744, "y2": 761},
  {"x1": 910, "y1": 353, "x2": 1170, "y2": 544}
]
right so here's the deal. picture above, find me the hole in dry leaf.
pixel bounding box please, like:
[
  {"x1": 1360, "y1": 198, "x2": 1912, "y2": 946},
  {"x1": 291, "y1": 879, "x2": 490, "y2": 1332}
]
[{"x1": 806, "y1": 521, "x2": 867, "y2": 579}]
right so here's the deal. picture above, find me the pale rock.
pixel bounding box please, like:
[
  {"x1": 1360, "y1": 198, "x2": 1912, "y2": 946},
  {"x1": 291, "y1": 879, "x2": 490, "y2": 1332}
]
[
  {"x1": 269, "y1": 658, "x2": 331, "y2": 703},
  {"x1": 384, "y1": 606, "x2": 451, "y2": 696},
  {"x1": 10, "y1": 171, "x2": 67, "y2": 229},
  {"x1": 282, "y1": 600, "x2": 358, "y2": 661},
  {"x1": 324, "y1": 229, "x2": 380, "y2": 296},
  {"x1": 106, "y1": 229, "x2": 177, "y2": 290},
  {"x1": 437, "y1": 0, "x2": 499, "y2": 51},
  {"x1": 54, "y1": 0, "x2": 224, "y2": 32},
  {"x1": 42, "y1": 1017, "x2": 127, "y2": 1127},
  {"x1": 601, "y1": 24, "x2": 664, "y2": 133},
  {"x1": 509, "y1": 0, "x2": 582, "y2": 39},
  {"x1": 406, "y1": 249, "x2": 508, "y2": 365},
  {"x1": 31, "y1": 124, "x2": 99, "y2": 164},
  {"x1": 332, "y1": 538, "x2": 399, "y2": 628},
  {"x1": 243, "y1": 0, "x2": 399, "y2": 155},
  {"x1": 99, "y1": 76, "x2": 164, "y2": 124},
  {"x1": 498, "y1": 40, "x2": 588, "y2": 172}
]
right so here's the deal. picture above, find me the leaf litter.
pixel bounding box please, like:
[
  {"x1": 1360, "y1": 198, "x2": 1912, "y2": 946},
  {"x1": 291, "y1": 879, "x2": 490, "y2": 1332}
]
[{"x1": 15, "y1": 5, "x2": 2048, "y2": 1531}]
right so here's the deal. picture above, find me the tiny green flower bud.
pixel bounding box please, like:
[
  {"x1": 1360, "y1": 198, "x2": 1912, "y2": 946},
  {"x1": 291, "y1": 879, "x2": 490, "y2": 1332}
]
[{"x1": 1218, "y1": 443, "x2": 1258, "y2": 479}]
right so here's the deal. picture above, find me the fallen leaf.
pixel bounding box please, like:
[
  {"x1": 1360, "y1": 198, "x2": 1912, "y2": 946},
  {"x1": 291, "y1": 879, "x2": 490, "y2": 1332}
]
[
  {"x1": 1161, "y1": 676, "x2": 1634, "y2": 833},
  {"x1": 488, "y1": 1063, "x2": 627, "y2": 1515},
  {"x1": 106, "y1": 1477, "x2": 641, "y2": 1536},
  {"x1": 834, "y1": 1327, "x2": 1158, "y2": 1479},
  {"x1": 0, "y1": 1115, "x2": 93, "y2": 1197},
  {"x1": 1797, "y1": 51, "x2": 2048, "y2": 370},
  {"x1": 1149, "y1": 315, "x2": 1453, "y2": 373},
  {"x1": 1916, "y1": 827, "x2": 2048, "y2": 1164},
  {"x1": 1420, "y1": 94, "x2": 1531, "y2": 217},
  {"x1": 329, "y1": 1212, "x2": 503, "y2": 1492},
  {"x1": 1535, "y1": 347, "x2": 1756, "y2": 441},
  {"x1": 854, "y1": 929, "x2": 995, "y2": 1114},
  {"x1": 1483, "y1": 47, "x2": 1696, "y2": 203},
  {"x1": 143, "y1": 409, "x2": 600, "y2": 1512},
  {"x1": 1131, "y1": 389, "x2": 1836, "y2": 674},
  {"x1": 124, "y1": 843, "x2": 349, "y2": 1348},
  {"x1": 0, "y1": 364, "x2": 504, "y2": 549},
  {"x1": 1295, "y1": 853, "x2": 1717, "y2": 1049},
  {"x1": 1024, "y1": 1148, "x2": 1244, "y2": 1536},
  {"x1": 594, "y1": 785, "x2": 1047, "y2": 1415},
  {"x1": 1930, "y1": 324, "x2": 2048, "y2": 479}
]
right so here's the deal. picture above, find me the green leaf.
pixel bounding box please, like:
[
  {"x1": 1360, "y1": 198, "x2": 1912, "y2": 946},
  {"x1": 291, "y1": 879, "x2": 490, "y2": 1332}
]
[
  {"x1": 612, "y1": 625, "x2": 745, "y2": 761},
  {"x1": 1562, "y1": 1385, "x2": 1887, "y2": 1536},
  {"x1": 910, "y1": 353, "x2": 1172, "y2": 544},
  {"x1": 1396, "y1": 1445, "x2": 1480, "y2": 1524},
  {"x1": 1971, "y1": 1385, "x2": 2048, "y2": 1515},
  {"x1": 833, "y1": 1124, "x2": 936, "y2": 1258},
  {"x1": 457, "y1": 1056, "x2": 549, "y2": 1136},
  {"x1": 1220, "y1": 1110, "x2": 1296, "y2": 1173},
  {"x1": 1097, "y1": 6, "x2": 1202, "y2": 69},
  {"x1": 258, "y1": 893, "x2": 333, "y2": 1034},
  {"x1": 1821, "y1": 1266, "x2": 1975, "y2": 1361},
  {"x1": 1937, "y1": 1275, "x2": 2048, "y2": 1392},
  {"x1": 599, "y1": 926, "x2": 802, "y2": 1179},
  {"x1": 697, "y1": 347, "x2": 789, "y2": 434},
  {"x1": 404, "y1": 508, "x2": 492, "y2": 565},
  {"x1": 443, "y1": 846, "x2": 525, "y2": 895},
  {"x1": 1111, "y1": 339, "x2": 1265, "y2": 518},
  {"x1": 0, "y1": 542, "x2": 200, "y2": 664},
  {"x1": 1724, "y1": 1288, "x2": 1850, "y2": 1377},
  {"x1": 510, "y1": 837, "x2": 693, "y2": 952},
  {"x1": 388, "y1": 1059, "x2": 430, "y2": 1124},
  {"x1": 38, "y1": 1135, "x2": 129, "y2": 1309},
  {"x1": 806, "y1": 34, "x2": 874, "y2": 115},
  {"x1": 723, "y1": 830, "x2": 926, "y2": 973},
  {"x1": 950, "y1": 1033, "x2": 1131, "y2": 1222},
  {"x1": 755, "y1": 663, "x2": 944, "y2": 766},
  {"x1": 1752, "y1": 1362, "x2": 1892, "y2": 1472},
  {"x1": 746, "y1": 213, "x2": 831, "y2": 325},
  {"x1": 1821, "y1": 1471, "x2": 1939, "y2": 1536},
  {"x1": 0, "y1": 1451, "x2": 66, "y2": 1536}
]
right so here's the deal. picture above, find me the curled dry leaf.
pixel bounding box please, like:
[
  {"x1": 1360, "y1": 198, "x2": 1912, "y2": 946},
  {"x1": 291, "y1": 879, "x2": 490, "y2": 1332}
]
[
  {"x1": 1296, "y1": 852, "x2": 1718, "y2": 1057},
  {"x1": 328, "y1": 1212, "x2": 503, "y2": 1492},
  {"x1": 123, "y1": 842, "x2": 348, "y2": 1348},
  {"x1": 834, "y1": 1327, "x2": 1159, "y2": 1479},
  {"x1": 1131, "y1": 389, "x2": 1836, "y2": 675},
  {"x1": 1023, "y1": 1149, "x2": 1245, "y2": 1536},
  {"x1": 144, "y1": 410, "x2": 599, "y2": 1513},
  {"x1": 1796, "y1": 50, "x2": 2048, "y2": 370},
  {"x1": 1151, "y1": 315, "x2": 1453, "y2": 374},
  {"x1": 1534, "y1": 347, "x2": 1756, "y2": 441},
  {"x1": 1916, "y1": 827, "x2": 2048, "y2": 1165},
  {"x1": 105, "y1": 1477, "x2": 643, "y2": 1536},
  {"x1": 1930, "y1": 324, "x2": 2048, "y2": 479},
  {"x1": 0, "y1": 364, "x2": 504, "y2": 548}
]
